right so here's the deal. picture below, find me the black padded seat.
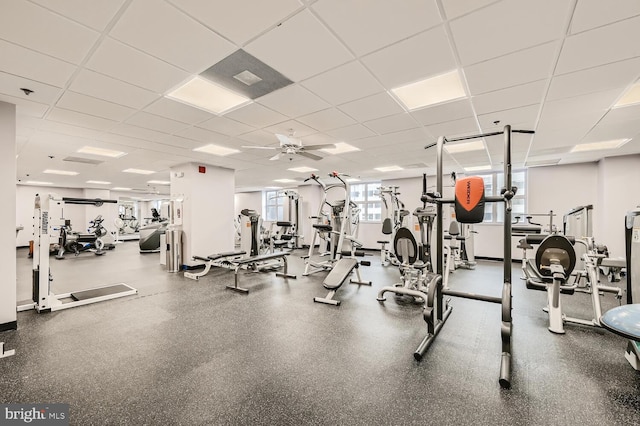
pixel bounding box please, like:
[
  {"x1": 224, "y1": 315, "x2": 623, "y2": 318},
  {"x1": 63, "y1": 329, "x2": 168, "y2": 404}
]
[
  {"x1": 535, "y1": 235, "x2": 576, "y2": 279},
  {"x1": 513, "y1": 225, "x2": 542, "y2": 234},
  {"x1": 312, "y1": 224, "x2": 333, "y2": 232},
  {"x1": 393, "y1": 227, "x2": 418, "y2": 265}
]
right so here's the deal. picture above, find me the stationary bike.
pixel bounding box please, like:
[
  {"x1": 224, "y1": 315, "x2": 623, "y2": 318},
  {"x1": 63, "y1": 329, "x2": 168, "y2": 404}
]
[{"x1": 56, "y1": 215, "x2": 110, "y2": 258}]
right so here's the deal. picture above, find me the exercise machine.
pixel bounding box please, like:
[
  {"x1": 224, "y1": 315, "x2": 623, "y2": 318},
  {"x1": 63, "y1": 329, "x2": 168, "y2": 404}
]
[
  {"x1": 512, "y1": 211, "x2": 556, "y2": 235},
  {"x1": 270, "y1": 190, "x2": 303, "y2": 249},
  {"x1": 19, "y1": 194, "x2": 137, "y2": 313},
  {"x1": 600, "y1": 208, "x2": 640, "y2": 370},
  {"x1": 417, "y1": 125, "x2": 533, "y2": 389},
  {"x1": 522, "y1": 234, "x2": 622, "y2": 333},
  {"x1": 55, "y1": 215, "x2": 113, "y2": 258},
  {"x1": 239, "y1": 208, "x2": 272, "y2": 257},
  {"x1": 442, "y1": 219, "x2": 477, "y2": 289},
  {"x1": 377, "y1": 186, "x2": 410, "y2": 266},
  {"x1": 139, "y1": 208, "x2": 169, "y2": 253}
]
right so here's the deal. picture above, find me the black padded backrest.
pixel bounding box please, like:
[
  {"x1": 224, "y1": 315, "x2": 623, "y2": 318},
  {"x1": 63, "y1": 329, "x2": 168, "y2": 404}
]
[
  {"x1": 382, "y1": 218, "x2": 393, "y2": 235},
  {"x1": 394, "y1": 227, "x2": 417, "y2": 264},
  {"x1": 448, "y1": 220, "x2": 460, "y2": 236},
  {"x1": 454, "y1": 177, "x2": 485, "y2": 224},
  {"x1": 536, "y1": 235, "x2": 576, "y2": 277}
]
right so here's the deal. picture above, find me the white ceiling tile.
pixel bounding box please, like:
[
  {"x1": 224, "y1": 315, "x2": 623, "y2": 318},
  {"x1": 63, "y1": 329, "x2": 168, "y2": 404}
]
[
  {"x1": 197, "y1": 116, "x2": 256, "y2": 136},
  {"x1": 239, "y1": 130, "x2": 280, "y2": 146},
  {"x1": 143, "y1": 97, "x2": 214, "y2": 124},
  {"x1": 300, "y1": 133, "x2": 340, "y2": 145},
  {"x1": 109, "y1": 123, "x2": 171, "y2": 142},
  {"x1": 0, "y1": 40, "x2": 76, "y2": 87},
  {"x1": 570, "y1": 0, "x2": 640, "y2": 34},
  {"x1": 245, "y1": 10, "x2": 353, "y2": 81},
  {"x1": 301, "y1": 61, "x2": 383, "y2": 105},
  {"x1": 47, "y1": 108, "x2": 118, "y2": 131},
  {"x1": 599, "y1": 104, "x2": 640, "y2": 127},
  {"x1": 125, "y1": 112, "x2": 189, "y2": 134},
  {"x1": 465, "y1": 42, "x2": 558, "y2": 95},
  {"x1": 174, "y1": 126, "x2": 229, "y2": 144},
  {"x1": 0, "y1": 72, "x2": 62, "y2": 105},
  {"x1": 313, "y1": 0, "x2": 441, "y2": 56},
  {"x1": 69, "y1": 69, "x2": 160, "y2": 109},
  {"x1": 425, "y1": 117, "x2": 480, "y2": 138},
  {"x1": 338, "y1": 92, "x2": 404, "y2": 122},
  {"x1": 56, "y1": 91, "x2": 134, "y2": 122},
  {"x1": 549, "y1": 57, "x2": 640, "y2": 101},
  {"x1": 450, "y1": 0, "x2": 571, "y2": 65},
  {"x1": 0, "y1": 93, "x2": 48, "y2": 118},
  {"x1": 410, "y1": 98, "x2": 475, "y2": 126},
  {"x1": 257, "y1": 84, "x2": 329, "y2": 118},
  {"x1": 264, "y1": 120, "x2": 317, "y2": 137},
  {"x1": 440, "y1": 0, "x2": 499, "y2": 20},
  {"x1": 225, "y1": 103, "x2": 288, "y2": 128},
  {"x1": 556, "y1": 15, "x2": 640, "y2": 75},
  {"x1": 86, "y1": 37, "x2": 189, "y2": 93},
  {"x1": 472, "y1": 80, "x2": 547, "y2": 115},
  {"x1": 297, "y1": 108, "x2": 356, "y2": 132},
  {"x1": 0, "y1": 1, "x2": 99, "y2": 64},
  {"x1": 327, "y1": 124, "x2": 377, "y2": 141},
  {"x1": 581, "y1": 122, "x2": 640, "y2": 144},
  {"x1": 477, "y1": 104, "x2": 540, "y2": 130},
  {"x1": 168, "y1": 0, "x2": 303, "y2": 45},
  {"x1": 110, "y1": 0, "x2": 236, "y2": 73},
  {"x1": 361, "y1": 26, "x2": 457, "y2": 88},
  {"x1": 30, "y1": 0, "x2": 127, "y2": 31},
  {"x1": 539, "y1": 89, "x2": 620, "y2": 128}
]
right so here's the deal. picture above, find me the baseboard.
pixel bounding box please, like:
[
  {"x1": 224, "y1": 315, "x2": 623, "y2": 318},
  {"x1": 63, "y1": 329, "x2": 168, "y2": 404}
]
[{"x1": 0, "y1": 321, "x2": 17, "y2": 332}]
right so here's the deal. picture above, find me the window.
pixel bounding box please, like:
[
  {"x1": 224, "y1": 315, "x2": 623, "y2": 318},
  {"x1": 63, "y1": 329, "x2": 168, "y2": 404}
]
[
  {"x1": 350, "y1": 182, "x2": 381, "y2": 222},
  {"x1": 263, "y1": 190, "x2": 284, "y2": 221},
  {"x1": 474, "y1": 170, "x2": 526, "y2": 223}
]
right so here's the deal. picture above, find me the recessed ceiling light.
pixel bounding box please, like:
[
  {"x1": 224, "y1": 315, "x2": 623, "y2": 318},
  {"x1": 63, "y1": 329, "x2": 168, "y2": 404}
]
[
  {"x1": 288, "y1": 166, "x2": 318, "y2": 173},
  {"x1": 147, "y1": 180, "x2": 171, "y2": 185},
  {"x1": 274, "y1": 178, "x2": 296, "y2": 183},
  {"x1": 570, "y1": 138, "x2": 630, "y2": 153},
  {"x1": 166, "y1": 76, "x2": 251, "y2": 115},
  {"x1": 375, "y1": 165, "x2": 404, "y2": 172},
  {"x1": 112, "y1": 187, "x2": 132, "y2": 191},
  {"x1": 77, "y1": 146, "x2": 126, "y2": 158},
  {"x1": 391, "y1": 70, "x2": 466, "y2": 111},
  {"x1": 86, "y1": 180, "x2": 111, "y2": 185},
  {"x1": 24, "y1": 181, "x2": 53, "y2": 185},
  {"x1": 123, "y1": 168, "x2": 155, "y2": 175},
  {"x1": 464, "y1": 165, "x2": 492, "y2": 172},
  {"x1": 613, "y1": 81, "x2": 640, "y2": 108},
  {"x1": 43, "y1": 169, "x2": 79, "y2": 176},
  {"x1": 193, "y1": 144, "x2": 240, "y2": 156},
  {"x1": 444, "y1": 140, "x2": 485, "y2": 154},
  {"x1": 320, "y1": 142, "x2": 360, "y2": 155}
]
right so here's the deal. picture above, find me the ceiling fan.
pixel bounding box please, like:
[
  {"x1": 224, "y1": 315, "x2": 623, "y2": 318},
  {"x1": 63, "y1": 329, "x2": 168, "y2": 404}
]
[{"x1": 242, "y1": 133, "x2": 336, "y2": 161}]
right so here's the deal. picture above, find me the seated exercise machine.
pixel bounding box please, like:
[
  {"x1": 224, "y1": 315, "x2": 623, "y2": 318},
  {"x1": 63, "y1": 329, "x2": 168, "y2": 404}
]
[
  {"x1": 600, "y1": 207, "x2": 640, "y2": 370},
  {"x1": 139, "y1": 208, "x2": 169, "y2": 253},
  {"x1": 442, "y1": 219, "x2": 476, "y2": 289},
  {"x1": 417, "y1": 125, "x2": 532, "y2": 389},
  {"x1": 19, "y1": 194, "x2": 137, "y2": 313},
  {"x1": 521, "y1": 234, "x2": 622, "y2": 333},
  {"x1": 55, "y1": 215, "x2": 113, "y2": 259},
  {"x1": 377, "y1": 185, "x2": 410, "y2": 266},
  {"x1": 268, "y1": 190, "x2": 303, "y2": 250},
  {"x1": 512, "y1": 211, "x2": 556, "y2": 235},
  {"x1": 309, "y1": 172, "x2": 371, "y2": 305},
  {"x1": 377, "y1": 174, "x2": 437, "y2": 303},
  {"x1": 239, "y1": 208, "x2": 271, "y2": 257}
]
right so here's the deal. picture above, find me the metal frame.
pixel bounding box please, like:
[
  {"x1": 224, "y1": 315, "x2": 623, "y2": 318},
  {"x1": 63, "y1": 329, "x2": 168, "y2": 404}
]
[
  {"x1": 25, "y1": 193, "x2": 137, "y2": 314},
  {"x1": 417, "y1": 125, "x2": 533, "y2": 389}
]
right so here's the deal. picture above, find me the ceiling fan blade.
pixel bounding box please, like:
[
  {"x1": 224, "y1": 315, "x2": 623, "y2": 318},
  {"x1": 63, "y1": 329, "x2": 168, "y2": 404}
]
[
  {"x1": 303, "y1": 143, "x2": 337, "y2": 151},
  {"x1": 241, "y1": 145, "x2": 278, "y2": 150},
  {"x1": 275, "y1": 134, "x2": 290, "y2": 146},
  {"x1": 297, "y1": 151, "x2": 323, "y2": 161},
  {"x1": 269, "y1": 153, "x2": 282, "y2": 161}
]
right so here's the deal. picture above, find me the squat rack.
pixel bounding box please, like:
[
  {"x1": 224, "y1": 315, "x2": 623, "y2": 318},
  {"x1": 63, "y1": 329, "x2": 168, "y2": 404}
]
[{"x1": 417, "y1": 125, "x2": 534, "y2": 389}]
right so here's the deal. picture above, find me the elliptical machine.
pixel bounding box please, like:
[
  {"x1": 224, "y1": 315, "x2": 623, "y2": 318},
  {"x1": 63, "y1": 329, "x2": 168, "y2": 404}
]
[
  {"x1": 55, "y1": 215, "x2": 110, "y2": 259},
  {"x1": 377, "y1": 186, "x2": 410, "y2": 266}
]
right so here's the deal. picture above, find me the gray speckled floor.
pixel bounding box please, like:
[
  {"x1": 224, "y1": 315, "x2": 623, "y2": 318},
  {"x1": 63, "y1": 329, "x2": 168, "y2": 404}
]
[{"x1": 2, "y1": 242, "x2": 639, "y2": 425}]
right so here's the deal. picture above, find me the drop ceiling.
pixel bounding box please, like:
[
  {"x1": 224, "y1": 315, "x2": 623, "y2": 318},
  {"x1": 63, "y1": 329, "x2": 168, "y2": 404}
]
[{"x1": 2, "y1": 0, "x2": 639, "y2": 194}]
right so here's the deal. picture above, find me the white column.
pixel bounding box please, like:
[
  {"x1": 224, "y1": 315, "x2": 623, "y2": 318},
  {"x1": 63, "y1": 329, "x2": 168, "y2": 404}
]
[
  {"x1": 0, "y1": 101, "x2": 17, "y2": 330},
  {"x1": 171, "y1": 163, "x2": 235, "y2": 267}
]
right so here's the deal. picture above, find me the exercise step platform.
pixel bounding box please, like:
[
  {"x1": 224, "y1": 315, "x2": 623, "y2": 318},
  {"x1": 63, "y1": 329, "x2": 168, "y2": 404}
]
[{"x1": 71, "y1": 283, "x2": 137, "y2": 301}]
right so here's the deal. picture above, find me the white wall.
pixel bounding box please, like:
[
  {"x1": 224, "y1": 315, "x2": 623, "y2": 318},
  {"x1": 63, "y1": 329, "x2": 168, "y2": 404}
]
[
  {"x1": 597, "y1": 155, "x2": 640, "y2": 257},
  {"x1": 0, "y1": 101, "x2": 16, "y2": 329},
  {"x1": 172, "y1": 163, "x2": 235, "y2": 267}
]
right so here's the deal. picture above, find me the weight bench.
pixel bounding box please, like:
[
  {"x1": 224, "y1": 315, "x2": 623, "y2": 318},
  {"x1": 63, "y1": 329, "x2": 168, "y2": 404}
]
[
  {"x1": 226, "y1": 252, "x2": 296, "y2": 294},
  {"x1": 599, "y1": 257, "x2": 626, "y2": 282},
  {"x1": 313, "y1": 257, "x2": 370, "y2": 305},
  {"x1": 184, "y1": 250, "x2": 246, "y2": 280}
]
